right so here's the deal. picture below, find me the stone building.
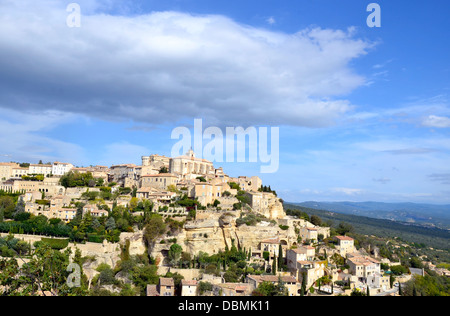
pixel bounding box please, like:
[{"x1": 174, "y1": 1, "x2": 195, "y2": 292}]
[
  {"x1": 228, "y1": 176, "x2": 262, "y2": 192},
  {"x1": 11, "y1": 167, "x2": 29, "y2": 178},
  {"x1": 286, "y1": 246, "x2": 316, "y2": 271},
  {"x1": 246, "y1": 275, "x2": 299, "y2": 296},
  {"x1": 335, "y1": 236, "x2": 356, "y2": 257},
  {"x1": 181, "y1": 280, "x2": 198, "y2": 296},
  {"x1": 109, "y1": 164, "x2": 138, "y2": 184},
  {"x1": 188, "y1": 181, "x2": 229, "y2": 206},
  {"x1": 147, "y1": 278, "x2": 175, "y2": 296},
  {"x1": 29, "y1": 164, "x2": 53, "y2": 176},
  {"x1": 52, "y1": 162, "x2": 74, "y2": 176},
  {"x1": 245, "y1": 191, "x2": 285, "y2": 220},
  {"x1": 347, "y1": 255, "x2": 381, "y2": 280},
  {"x1": 136, "y1": 187, "x2": 176, "y2": 204},
  {"x1": 0, "y1": 162, "x2": 19, "y2": 180},
  {"x1": 169, "y1": 150, "x2": 214, "y2": 180},
  {"x1": 140, "y1": 173, "x2": 178, "y2": 190},
  {"x1": 295, "y1": 260, "x2": 328, "y2": 289}
]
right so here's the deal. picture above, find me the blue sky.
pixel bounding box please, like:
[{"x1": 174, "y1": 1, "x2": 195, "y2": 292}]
[{"x1": 0, "y1": 0, "x2": 449, "y2": 204}]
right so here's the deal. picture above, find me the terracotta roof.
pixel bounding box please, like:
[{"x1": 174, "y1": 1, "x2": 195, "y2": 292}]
[
  {"x1": 248, "y1": 275, "x2": 296, "y2": 283},
  {"x1": 348, "y1": 256, "x2": 380, "y2": 266},
  {"x1": 335, "y1": 236, "x2": 354, "y2": 241},
  {"x1": 159, "y1": 277, "x2": 175, "y2": 286},
  {"x1": 181, "y1": 280, "x2": 198, "y2": 286},
  {"x1": 235, "y1": 285, "x2": 248, "y2": 292},
  {"x1": 146, "y1": 285, "x2": 159, "y2": 296}
]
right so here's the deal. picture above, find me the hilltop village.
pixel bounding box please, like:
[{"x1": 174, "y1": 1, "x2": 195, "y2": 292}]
[{"x1": 0, "y1": 151, "x2": 428, "y2": 296}]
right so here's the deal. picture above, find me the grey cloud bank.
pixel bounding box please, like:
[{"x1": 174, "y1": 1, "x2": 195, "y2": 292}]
[{"x1": 0, "y1": 0, "x2": 371, "y2": 128}]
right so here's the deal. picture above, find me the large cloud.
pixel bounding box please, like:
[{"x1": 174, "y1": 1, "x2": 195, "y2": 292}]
[{"x1": 0, "y1": 0, "x2": 370, "y2": 127}]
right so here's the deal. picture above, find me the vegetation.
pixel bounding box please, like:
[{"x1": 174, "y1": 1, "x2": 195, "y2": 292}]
[
  {"x1": 252, "y1": 279, "x2": 288, "y2": 296},
  {"x1": 402, "y1": 273, "x2": 450, "y2": 296},
  {"x1": 60, "y1": 171, "x2": 96, "y2": 188},
  {"x1": 258, "y1": 185, "x2": 277, "y2": 196},
  {"x1": 236, "y1": 212, "x2": 269, "y2": 226},
  {"x1": 285, "y1": 204, "x2": 450, "y2": 256},
  {"x1": 0, "y1": 243, "x2": 88, "y2": 296}
]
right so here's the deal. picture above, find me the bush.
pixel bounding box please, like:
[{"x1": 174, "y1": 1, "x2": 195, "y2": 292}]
[
  {"x1": 40, "y1": 238, "x2": 69, "y2": 250},
  {"x1": 391, "y1": 265, "x2": 410, "y2": 276},
  {"x1": 87, "y1": 234, "x2": 105, "y2": 243},
  {"x1": 198, "y1": 282, "x2": 213, "y2": 295}
]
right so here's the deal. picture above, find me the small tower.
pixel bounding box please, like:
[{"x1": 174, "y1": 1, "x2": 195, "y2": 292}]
[
  {"x1": 142, "y1": 156, "x2": 150, "y2": 166},
  {"x1": 186, "y1": 149, "x2": 195, "y2": 158}
]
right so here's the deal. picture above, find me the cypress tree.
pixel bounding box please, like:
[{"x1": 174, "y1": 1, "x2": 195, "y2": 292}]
[
  {"x1": 300, "y1": 273, "x2": 306, "y2": 296},
  {"x1": 272, "y1": 256, "x2": 277, "y2": 275},
  {"x1": 278, "y1": 244, "x2": 283, "y2": 272}
]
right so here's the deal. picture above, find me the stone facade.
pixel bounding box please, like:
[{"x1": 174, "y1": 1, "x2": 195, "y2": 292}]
[{"x1": 169, "y1": 150, "x2": 214, "y2": 180}]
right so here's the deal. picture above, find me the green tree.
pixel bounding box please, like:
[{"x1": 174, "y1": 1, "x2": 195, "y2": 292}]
[
  {"x1": 300, "y1": 272, "x2": 307, "y2": 296},
  {"x1": 0, "y1": 196, "x2": 15, "y2": 219},
  {"x1": 168, "y1": 244, "x2": 183, "y2": 267},
  {"x1": 143, "y1": 215, "x2": 167, "y2": 255},
  {"x1": 272, "y1": 256, "x2": 277, "y2": 275},
  {"x1": 105, "y1": 217, "x2": 116, "y2": 231},
  {"x1": 310, "y1": 215, "x2": 322, "y2": 226},
  {"x1": 252, "y1": 280, "x2": 288, "y2": 296},
  {"x1": 0, "y1": 243, "x2": 87, "y2": 296},
  {"x1": 277, "y1": 244, "x2": 283, "y2": 272},
  {"x1": 336, "y1": 222, "x2": 354, "y2": 235}
]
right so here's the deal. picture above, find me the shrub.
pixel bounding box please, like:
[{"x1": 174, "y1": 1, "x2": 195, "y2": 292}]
[
  {"x1": 198, "y1": 281, "x2": 213, "y2": 295},
  {"x1": 40, "y1": 237, "x2": 69, "y2": 250},
  {"x1": 87, "y1": 234, "x2": 105, "y2": 243}
]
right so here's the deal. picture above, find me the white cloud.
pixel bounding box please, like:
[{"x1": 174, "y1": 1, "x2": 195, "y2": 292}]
[
  {"x1": 0, "y1": 0, "x2": 371, "y2": 128},
  {"x1": 266, "y1": 17, "x2": 276, "y2": 25},
  {"x1": 0, "y1": 109, "x2": 87, "y2": 165},
  {"x1": 332, "y1": 187, "x2": 364, "y2": 196},
  {"x1": 422, "y1": 115, "x2": 450, "y2": 128}
]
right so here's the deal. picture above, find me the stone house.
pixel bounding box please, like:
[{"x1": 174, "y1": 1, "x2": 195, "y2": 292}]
[
  {"x1": 347, "y1": 255, "x2": 381, "y2": 281},
  {"x1": 245, "y1": 191, "x2": 285, "y2": 220},
  {"x1": 246, "y1": 274, "x2": 300, "y2": 296},
  {"x1": 52, "y1": 162, "x2": 74, "y2": 176},
  {"x1": 0, "y1": 162, "x2": 19, "y2": 180},
  {"x1": 136, "y1": 187, "x2": 176, "y2": 204},
  {"x1": 140, "y1": 173, "x2": 178, "y2": 190},
  {"x1": 295, "y1": 260, "x2": 328, "y2": 289},
  {"x1": 335, "y1": 236, "x2": 356, "y2": 257},
  {"x1": 181, "y1": 280, "x2": 198, "y2": 296},
  {"x1": 299, "y1": 227, "x2": 318, "y2": 243},
  {"x1": 212, "y1": 283, "x2": 253, "y2": 296},
  {"x1": 286, "y1": 246, "x2": 315, "y2": 271},
  {"x1": 147, "y1": 277, "x2": 175, "y2": 296}
]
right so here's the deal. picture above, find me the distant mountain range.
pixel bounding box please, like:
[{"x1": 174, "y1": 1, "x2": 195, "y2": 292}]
[{"x1": 291, "y1": 201, "x2": 450, "y2": 229}]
